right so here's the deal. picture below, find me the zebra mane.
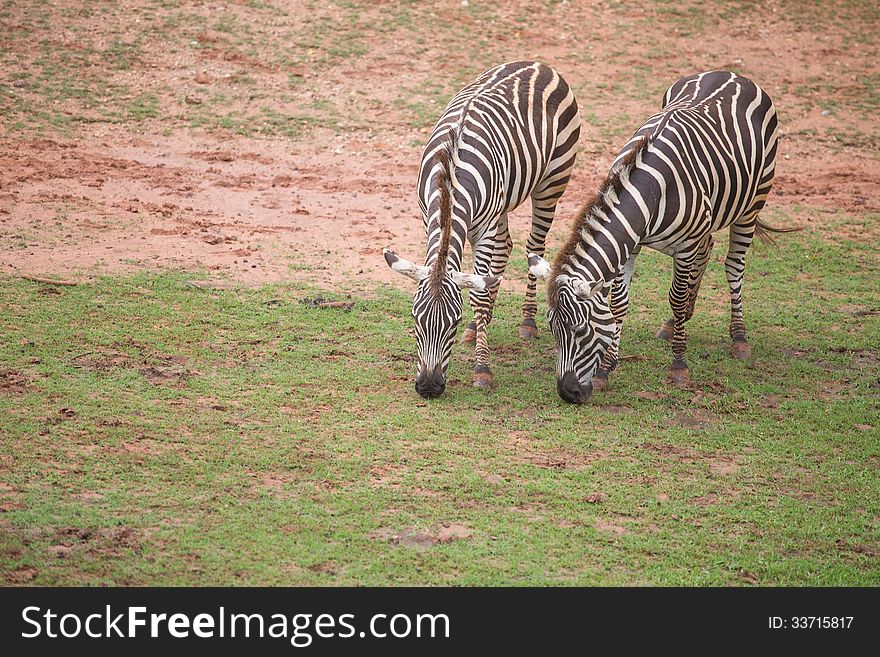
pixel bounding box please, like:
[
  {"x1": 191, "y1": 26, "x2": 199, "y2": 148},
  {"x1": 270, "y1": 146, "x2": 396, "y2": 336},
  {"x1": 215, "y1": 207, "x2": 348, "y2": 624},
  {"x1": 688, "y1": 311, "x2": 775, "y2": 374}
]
[
  {"x1": 429, "y1": 131, "x2": 457, "y2": 295},
  {"x1": 548, "y1": 135, "x2": 651, "y2": 302}
]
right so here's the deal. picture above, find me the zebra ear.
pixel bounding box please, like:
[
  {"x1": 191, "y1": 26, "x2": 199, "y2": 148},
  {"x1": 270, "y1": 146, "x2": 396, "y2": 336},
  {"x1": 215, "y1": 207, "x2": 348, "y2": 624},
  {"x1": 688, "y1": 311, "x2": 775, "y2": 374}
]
[
  {"x1": 450, "y1": 271, "x2": 501, "y2": 291},
  {"x1": 570, "y1": 277, "x2": 605, "y2": 301},
  {"x1": 383, "y1": 249, "x2": 430, "y2": 282},
  {"x1": 527, "y1": 253, "x2": 551, "y2": 279}
]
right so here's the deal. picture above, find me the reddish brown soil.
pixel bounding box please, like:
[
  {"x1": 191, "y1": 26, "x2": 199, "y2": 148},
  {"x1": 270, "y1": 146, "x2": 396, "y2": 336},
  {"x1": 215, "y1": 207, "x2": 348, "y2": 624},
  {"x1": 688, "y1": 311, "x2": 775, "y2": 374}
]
[{"x1": 1, "y1": 1, "x2": 877, "y2": 290}]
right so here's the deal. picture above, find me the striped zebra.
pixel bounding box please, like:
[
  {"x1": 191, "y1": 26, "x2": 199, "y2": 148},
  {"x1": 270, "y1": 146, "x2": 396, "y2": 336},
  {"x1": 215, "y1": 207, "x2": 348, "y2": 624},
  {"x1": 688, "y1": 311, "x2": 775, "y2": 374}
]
[
  {"x1": 384, "y1": 61, "x2": 580, "y2": 398},
  {"x1": 529, "y1": 71, "x2": 793, "y2": 403}
]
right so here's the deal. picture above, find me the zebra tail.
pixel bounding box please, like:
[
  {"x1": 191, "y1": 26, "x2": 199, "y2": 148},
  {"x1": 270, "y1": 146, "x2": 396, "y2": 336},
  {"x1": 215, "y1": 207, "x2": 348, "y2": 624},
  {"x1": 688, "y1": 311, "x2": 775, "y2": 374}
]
[
  {"x1": 754, "y1": 218, "x2": 803, "y2": 245},
  {"x1": 429, "y1": 133, "x2": 456, "y2": 292}
]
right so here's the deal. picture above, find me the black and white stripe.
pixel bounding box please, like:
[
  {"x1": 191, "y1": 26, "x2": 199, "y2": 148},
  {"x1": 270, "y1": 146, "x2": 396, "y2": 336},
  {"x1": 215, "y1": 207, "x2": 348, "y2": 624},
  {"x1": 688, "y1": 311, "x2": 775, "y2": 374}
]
[
  {"x1": 530, "y1": 71, "x2": 783, "y2": 403},
  {"x1": 385, "y1": 60, "x2": 580, "y2": 397}
]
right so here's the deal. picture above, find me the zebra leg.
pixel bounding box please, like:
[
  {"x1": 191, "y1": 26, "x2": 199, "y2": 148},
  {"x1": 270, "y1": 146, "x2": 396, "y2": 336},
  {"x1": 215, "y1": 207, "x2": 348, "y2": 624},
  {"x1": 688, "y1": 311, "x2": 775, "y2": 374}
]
[
  {"x1": 460, "y1": 320, "x2": 477, "y2": 343},
  {"x1": 656, "y1": 318, "x2": 675, "y2": 341},
  {"x1": 470, "y1": 233, "x2": 506, "y2": 389},
  {"x1": 667, "y1": 249, "x2": 696, "y2": 388},
  {"x1": 656, "y1": 232, "x2": 713, "y2": 340},
  {"x1": 656, "y1": 317, "x2": 675, "y2": 341},
  {"x1": 490, "y1": 214, "x2": 513, "y2": 311},
  {"x1": 519, "y1": 195, "x2": 557, "y2": 340},
  {"x1": 684, "y1": 233, "x2": 714, "y2": 322},
  {"x1": 593, "y1": 278, "x2": 625, "y2": 391},
  {"x1": 471, "y1": 296, "x2": 494, "y2": 389},
  {"x1": 459, "y1": 235, "x2": 479, "y2": 344},
  {"x1": 726, "y1": 216, "x2": 758, "y2": 360},
  {"x1": 461, "y1": 223, "x2": 508, "y2": 345},
  {"x1": 594, "y1": 247, "x2": 639, "y2": 390}
]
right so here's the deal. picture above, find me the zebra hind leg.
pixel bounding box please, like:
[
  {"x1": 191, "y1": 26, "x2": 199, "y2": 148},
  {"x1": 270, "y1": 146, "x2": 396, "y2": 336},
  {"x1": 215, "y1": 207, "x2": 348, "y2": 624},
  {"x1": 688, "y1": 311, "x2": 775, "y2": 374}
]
[
  {"x1": 519, "y1": 232, "x2": 542, "y2": 340},
  {"x1": 519, "y1": 228, "x2": 545, "y2": 340},
  {"x1": 667, "y1": 250, "x2": 696, "y2": 388},
  {"x1": 726, "y1": 217, "x2": 758, "y2": 360},
  {"x1": 520, "y1": 185, "x2": 562, "y2": 340},
  {"x1": 519, "y1": 317, "x2": 538, "y2": 340},
  {"x1": 655, "y1": 234, "x2": 712, "y2": 341},
  {"x1": 519, "y1": 229, "x2": 546, "y2": 340},
  {"x1": 684, "y1": 234, "x2": 714, "y2": 323}
]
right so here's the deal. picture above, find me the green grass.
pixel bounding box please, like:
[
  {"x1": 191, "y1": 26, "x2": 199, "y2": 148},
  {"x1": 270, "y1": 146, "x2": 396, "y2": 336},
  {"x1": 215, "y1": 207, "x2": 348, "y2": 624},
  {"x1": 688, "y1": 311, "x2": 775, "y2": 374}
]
[{"x1": 1, "y1": 220, "x2": 878, "y2": 585}]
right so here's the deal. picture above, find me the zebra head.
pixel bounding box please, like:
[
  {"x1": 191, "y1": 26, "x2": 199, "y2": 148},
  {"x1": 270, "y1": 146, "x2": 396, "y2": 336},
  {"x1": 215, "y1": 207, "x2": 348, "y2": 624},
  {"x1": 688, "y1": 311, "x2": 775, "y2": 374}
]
[
  {"x1": 529, "y1": 254, "x2": 615, "y2": 404},
  {"x1": 384, "y1": 249, "x2": 499, "y2": 398}
]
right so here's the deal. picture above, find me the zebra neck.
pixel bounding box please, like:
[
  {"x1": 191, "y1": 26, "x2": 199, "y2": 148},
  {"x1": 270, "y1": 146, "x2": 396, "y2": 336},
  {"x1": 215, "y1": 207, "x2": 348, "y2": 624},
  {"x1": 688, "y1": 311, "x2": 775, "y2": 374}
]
[
  {"x1": 575, "y1": 227, "x2": 638, "y2": 284},
  {"x1": 572, "y1": 184, "x2": 653, "y2": 284}
]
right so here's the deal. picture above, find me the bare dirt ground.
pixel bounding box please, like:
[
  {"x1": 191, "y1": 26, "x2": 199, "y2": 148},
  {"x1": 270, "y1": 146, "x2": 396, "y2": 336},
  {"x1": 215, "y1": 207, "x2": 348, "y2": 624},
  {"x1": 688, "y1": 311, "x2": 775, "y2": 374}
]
[{"x1": 1, "y1": 0, "x2": 878, "y2": 291}]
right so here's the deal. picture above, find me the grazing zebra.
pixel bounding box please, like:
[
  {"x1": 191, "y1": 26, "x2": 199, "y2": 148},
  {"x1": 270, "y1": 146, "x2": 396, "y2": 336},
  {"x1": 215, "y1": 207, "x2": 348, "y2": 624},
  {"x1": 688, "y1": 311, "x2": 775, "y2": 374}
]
[
  {"x1": 383, "y1": 61, "x2": 581, "y2": 398},
  {"x1": 529, "y1": 71, "x2": 793, "y2": 404}
]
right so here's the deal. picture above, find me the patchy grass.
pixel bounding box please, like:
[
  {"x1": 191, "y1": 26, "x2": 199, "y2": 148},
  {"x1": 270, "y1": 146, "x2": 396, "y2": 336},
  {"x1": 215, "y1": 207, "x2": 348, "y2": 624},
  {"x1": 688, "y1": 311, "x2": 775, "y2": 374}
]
[
  {"x1": 1, "y1": 217, "x2": 878, "y2": 585},
  {"x1": 5, "y1": 0, "x2": 875, "y2": 143}
]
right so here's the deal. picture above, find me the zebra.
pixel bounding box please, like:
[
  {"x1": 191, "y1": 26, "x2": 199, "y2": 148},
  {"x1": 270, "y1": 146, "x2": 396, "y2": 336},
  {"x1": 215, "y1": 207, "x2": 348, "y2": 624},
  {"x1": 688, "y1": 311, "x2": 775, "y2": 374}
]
[
  {"x1": 383, "y1": 61, "x2": 581, "y2": 398},
  {"x1": 528, "y1": 70, "x2": 795, "y2": 404}
]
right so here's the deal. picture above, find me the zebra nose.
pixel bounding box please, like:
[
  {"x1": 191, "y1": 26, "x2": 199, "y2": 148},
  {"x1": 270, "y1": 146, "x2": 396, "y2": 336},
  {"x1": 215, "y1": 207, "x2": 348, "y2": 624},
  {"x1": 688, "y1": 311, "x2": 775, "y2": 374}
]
[
  {"x1": 415, "y1": 363, "x2": 446, "y2": 399},
  {"x1": 557, "y1": 372, "x2": 591, "y2": 404}
]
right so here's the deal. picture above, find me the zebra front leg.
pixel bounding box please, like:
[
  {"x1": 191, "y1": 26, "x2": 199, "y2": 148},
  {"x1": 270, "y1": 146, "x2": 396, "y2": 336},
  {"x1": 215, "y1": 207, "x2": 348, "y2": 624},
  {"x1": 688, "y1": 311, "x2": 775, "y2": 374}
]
[
  {"x1": 460, "y1": 320, "x2": 477, "y2": 343},
  {"x1": 656, "y1": 318, "x2": 675, "y2": 341},
  {"x1": 463, "y1": 214, "x2": 511, "y2": 344},
  {"x1": 594, "y1": 248, "x2": 638, "y2": 390},
  {"x1": 667, "y1": 250, "x2": 695, "y2": 388},
  {"x1": 593, "y1": 326, "x2": 619, "y2": 391},
  {"x1": 471, "y1": 235, "x2": 507, "y2": 389},
  {"x1": 470, "y1": 289, "x2": 497, "y2": 389},
  {"x1": 593, "y1": 281, "x2": 625, "y2": 391},
  {"x1": 726, "y1": 217, "x2": 757, "y2": 360}
]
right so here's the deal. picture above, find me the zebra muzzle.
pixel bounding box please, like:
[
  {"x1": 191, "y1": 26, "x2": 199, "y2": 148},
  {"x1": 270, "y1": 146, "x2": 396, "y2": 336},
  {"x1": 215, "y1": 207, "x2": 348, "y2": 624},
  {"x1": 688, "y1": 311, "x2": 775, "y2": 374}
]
[
  {"x1": 557, "y1": 371, "x2": 592, "y2": 404},
  {"x1": 415, "y1": 362, "x2": 446, "y2": 399}
]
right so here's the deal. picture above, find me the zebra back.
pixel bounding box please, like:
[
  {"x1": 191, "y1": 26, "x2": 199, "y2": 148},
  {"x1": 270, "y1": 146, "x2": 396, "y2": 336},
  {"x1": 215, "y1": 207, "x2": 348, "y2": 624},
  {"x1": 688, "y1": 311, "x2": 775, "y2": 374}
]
[
  {"x1": 416, "y1": 61, "x2": 581, "y2": 278},
  {"x1": 553, "y1": 71, "x2": 778, "y2": 288}
]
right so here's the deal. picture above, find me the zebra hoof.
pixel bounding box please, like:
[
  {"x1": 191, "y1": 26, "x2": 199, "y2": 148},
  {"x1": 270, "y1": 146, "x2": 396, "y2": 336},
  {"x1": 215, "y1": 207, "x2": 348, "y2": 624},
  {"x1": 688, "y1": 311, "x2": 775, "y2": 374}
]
[
  {"x1": 473, "y1": 371, "x2": 494, "y2": 390},
  {"x1": 518, "y1": 324, "x2": 538, "y2": 340},
  {"x1": 667, "y1": 367, "x2": 691, "y2": 389},
  {"x1": 655, "y1": 320, "x2": 674, "y2": 341},
  {"x1": 730, "y1": 340, "x2": 752, "y2": 360},
  {"x1": 460, "y1": 322, "x2": 477, "y2": 343},
  {"x1": 593, "y1": 375, "x2": 608, "y2": 391}
]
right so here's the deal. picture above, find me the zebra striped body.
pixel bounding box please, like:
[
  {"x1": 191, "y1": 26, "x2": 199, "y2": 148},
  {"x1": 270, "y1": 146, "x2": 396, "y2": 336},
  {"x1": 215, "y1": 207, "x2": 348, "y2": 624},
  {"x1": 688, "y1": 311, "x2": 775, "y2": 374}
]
[
  {"x1": 386, "y1": 61, "x2": 580, "y2": 397},
  {"x1": 530, "y1": 71, "x2": 780, "y2": 403}
]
